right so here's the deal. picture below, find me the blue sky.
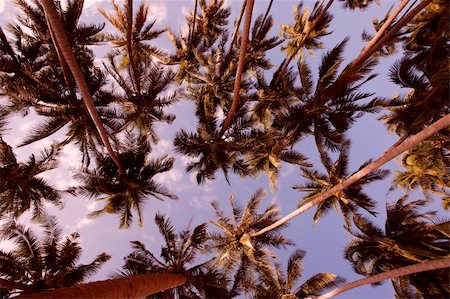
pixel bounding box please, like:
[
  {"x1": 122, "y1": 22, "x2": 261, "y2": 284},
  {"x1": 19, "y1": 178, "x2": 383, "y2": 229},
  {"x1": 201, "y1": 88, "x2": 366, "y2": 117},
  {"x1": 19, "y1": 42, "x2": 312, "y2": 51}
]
[{"x1": 0, "y1": 0, "x2": 443, "y2": 298}]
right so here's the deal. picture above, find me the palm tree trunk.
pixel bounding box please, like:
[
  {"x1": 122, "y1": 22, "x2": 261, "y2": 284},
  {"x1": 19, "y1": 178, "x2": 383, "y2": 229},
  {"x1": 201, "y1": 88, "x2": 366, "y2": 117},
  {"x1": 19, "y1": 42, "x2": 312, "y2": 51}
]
[
  {"x1": 250, "y1": 113, "x2": 450, "y2": 238},
  {"x1": 16, "y1": 273, "x2": 187, "y2": 299},
  {"x1": 349, "y1": 0, "x2": 431, "y2": 68},
  {"x1": 127, "y1": 0, "x2": 140, "y2": 94},
  {"x1": 40, "y1": 0, "x2": 124, "y2": 174},
  {"x1": 219, "y1": 0, "x2": 255, "y2": 136},
  {"x1": 224, "y1": 0, "x2": 247, "y2": 62},
  {"x1": 44, "y1": 10, "x2": 75, "y2": 95},
  {"x1": 353, "y1": 0, "x2": 410, "y2": 64},
  {"x1": 188, "y1": 0, "x2": 199, "y2": 53},
  {"x1": 316, "y1": 258, "x2": 450, "y2": 299}
]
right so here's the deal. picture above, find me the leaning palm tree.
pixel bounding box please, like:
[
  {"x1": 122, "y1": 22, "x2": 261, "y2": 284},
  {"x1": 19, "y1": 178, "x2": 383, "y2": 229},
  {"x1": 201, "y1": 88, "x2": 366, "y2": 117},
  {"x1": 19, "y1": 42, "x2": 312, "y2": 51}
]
[
  {"x1": 294, "y1": 141, "x2": 388, "y2": 225},
  {"x1": 0, "y1": 216, "x2": 110, "y2": 298},
  {"x1": 40, "y1": 0, "x2": 124, "y2": 173},
  {"x1": 0, "y1": 137, "x2": 62, "y2": 220},
  {"x1": 253, "y1": 249, "x2": 344, "y2": 298},
  {"x1": 75, "y1": 133, "x2": 177, "y2": 228},
  {"x1": 209, "y1": 189, "x2": 293, "y2": 295},
  {"x1": 345, "y1": 196, "x2": 450, "y2": 298},
  {"x1": 114, "y1": 213, "x2": 233, "y2": 298}
]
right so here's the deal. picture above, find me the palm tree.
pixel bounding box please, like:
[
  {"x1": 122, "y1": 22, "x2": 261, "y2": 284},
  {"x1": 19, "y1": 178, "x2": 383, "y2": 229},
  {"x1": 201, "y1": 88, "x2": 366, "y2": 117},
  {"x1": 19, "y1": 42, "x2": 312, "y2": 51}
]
[
  {"x1": 253, "y1": 249, "x2": 344, "y2": 298},
  {"x1": 0, "y1": 137, "x2": 62, "y2": 220},
  {"x1": 103, "y1": 54, "x2": 177, "y2": 144},
  {"x1": 75, "y1": 133, "x2": 177, "y2": 228},
  {"x1": 114, "y1": 213, "x2": 232, "y2": 298},
  {"x1": 0, "y1": 216, "x2": 110, "y2": 298},
  {"x1": 209, "y1": 189, "x2": 293, "y2": 295},
  {"x1": 98, "y1": 0, "x2": 167, "y2": 93},
  {"x1": 247, "y1": 112, "x2": 450, "y2": 239},
  {"x1": 279, "y1": 38, "x2": 382, "y2": 151},
  {"x1": 40, "y1": 0, "x2": 124, "y2": 173},
  {"x1": 318, "y1": 258, "x2": 450, "y2": 299},
  {"x1": 393, "y1": 136, "x2": 449, "y2": 206},
  {"x1": 294, "y1": 141, "x2": 388, "y2": 225},
  {"x1": 345, "y1": 196, "x2": 450, "y2": 298}
]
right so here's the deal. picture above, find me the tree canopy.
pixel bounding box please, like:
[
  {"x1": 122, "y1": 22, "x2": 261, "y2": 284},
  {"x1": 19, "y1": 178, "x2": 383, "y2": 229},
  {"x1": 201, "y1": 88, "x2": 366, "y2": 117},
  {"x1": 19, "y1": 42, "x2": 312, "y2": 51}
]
[{"x1": 0, "y1": 0, "x2": 448, "y2": 298}]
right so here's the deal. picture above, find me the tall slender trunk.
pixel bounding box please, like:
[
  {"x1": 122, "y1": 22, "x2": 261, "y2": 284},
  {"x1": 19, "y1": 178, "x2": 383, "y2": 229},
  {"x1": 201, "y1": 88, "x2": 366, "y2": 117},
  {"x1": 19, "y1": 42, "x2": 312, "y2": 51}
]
[
  {"x1": 44, "y1": 10, "x2": 75, "y2": 94},
  {"x1": 40, "y1": 0, "x2": 124, "y2": 174},
  {"x1": 16, "y1": 273, "x2": 187, "y2": 299},
  {"x1": 224, "y1": 0, "x2": 247, "y2": 62},
  {"x1": 188, "y1": 0, "x2": 199, "y2": 53},
  {"x1": 316, "y1": 258, "x2": 450, "y2": 299},
  {"x1": 127, "y1": 0, "x2": 140, "y2": 94},
  {"x1": 353, "y1": 0, "x2": 410, "y2": 63},
  {"x1": 349, "y1": 0, "x2": 431, "y2": 68},
  {"x1": 250, "y1": 113, "x2": 450, "y2": 238},
  {"x1": 219, "y1": 0, "x2": 255, "y2": 136}
]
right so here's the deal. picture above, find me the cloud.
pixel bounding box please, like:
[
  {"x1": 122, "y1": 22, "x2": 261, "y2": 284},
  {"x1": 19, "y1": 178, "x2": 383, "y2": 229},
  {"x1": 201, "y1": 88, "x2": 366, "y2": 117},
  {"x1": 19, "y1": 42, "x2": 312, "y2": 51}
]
[
  {"x1": 188, "y1": 194, "x2": 217, "y2": 210},
  {"x1": 148, "y1": 2, "x2": 168, "y2": 22},
  {"x1": 76, "y1": 217, "x2": 95, "y2": 229},
  {"x1": 0, "y1": 1, "x2": 5, "y2": 14},
  {"x1": 83, "y1": 0, "x2": 108, "y2": 16},
  {"x1": 60, "y1": 143, "x2": 82, "y2": 169}
]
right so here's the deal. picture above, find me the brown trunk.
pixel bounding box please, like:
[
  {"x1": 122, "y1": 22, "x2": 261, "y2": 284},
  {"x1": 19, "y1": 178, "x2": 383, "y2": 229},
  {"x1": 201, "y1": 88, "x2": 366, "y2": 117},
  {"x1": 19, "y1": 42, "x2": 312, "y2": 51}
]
[
  {"x1": 16, "y1": 273, "x2": 187, "y2": 299},
  {"x1": 127, "y1": 0, "x2": 140, "y2": 94},
  {"x1": 250, "y1": 113, "x2": 450, "y2": 238},
  {"x1": 219, "y1": 0, "x2": 255, "y2": 136},
  {"x1": 349, "y1": 0, "x2": 431, "y2": 68},
  {"x1": 188, "y1": 0, "x2": 199, "y2": 53},
  {"x1": 226, "y1": 0, "x2": 247, "y2": 56},
  {"x1": 43, "y1": 10, "x2": 75, "y2": 94},
  {"x1": 317, "y1": 258, "x2": 450, "y2": 299},
  {"x1": 40, "y1": 0, "x2": 124, "y2": 174},
  {"x1": 352, "y1": 0, "x2": 410, "y2": 65}
]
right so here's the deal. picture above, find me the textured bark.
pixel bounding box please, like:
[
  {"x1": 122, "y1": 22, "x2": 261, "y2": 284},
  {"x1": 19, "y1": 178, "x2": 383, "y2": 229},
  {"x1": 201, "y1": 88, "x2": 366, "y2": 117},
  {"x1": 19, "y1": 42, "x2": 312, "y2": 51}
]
[
  {"x1": 40, "y1": 0, "x2": 124, "y2": 174},
  {"x1": 349, "y1": 0, "x2": 431, "y2": 68},
  {"x1": 251, "y1": 113, "x2": 450, "y2": 237},
  {"x1": 219, "y1": 0, "x2": 255, "y2": 136},
  {"x1": 43, "y1": 10, "x2": 75, "y2": 93},
  {"x1": 317, "y1": 258, "x2": 450, "y2": 299},
  {"x1": 16, "y1": 273, "x2": 187, "y2": 299}
]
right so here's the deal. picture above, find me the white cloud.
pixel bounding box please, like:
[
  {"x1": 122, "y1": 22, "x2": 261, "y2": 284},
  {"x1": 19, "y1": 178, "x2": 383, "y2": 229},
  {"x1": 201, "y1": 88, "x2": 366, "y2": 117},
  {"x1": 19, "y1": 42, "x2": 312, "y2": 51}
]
[
  {"x1": 188, "y1": 195, "x2": 217, "y2": 210},
  {"x1": 76, "y1": 217, "x2": 95, "y2": 229},
  {"x1": 60, "y1": 143, "x2": 82, "y2": 169},
  {"x1": 0, "y1": 1, "x2": 6, "y2": 14},
  {"x1": 148, "y1": 2, "x2": 168, "y2": 22},
  {"x1": 83, "y1": 0, "x2": 107, "y2": 16},
  {"x1": 156, "y1": 168, "x2": 182, "y2": 185}
]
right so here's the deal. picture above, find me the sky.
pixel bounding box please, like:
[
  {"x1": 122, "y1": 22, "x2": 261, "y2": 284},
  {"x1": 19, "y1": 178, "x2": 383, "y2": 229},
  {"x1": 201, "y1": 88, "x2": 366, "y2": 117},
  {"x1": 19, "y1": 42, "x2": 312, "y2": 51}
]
[{"x1": 0, "y1": 0, "x2": 444, "y2": 298}]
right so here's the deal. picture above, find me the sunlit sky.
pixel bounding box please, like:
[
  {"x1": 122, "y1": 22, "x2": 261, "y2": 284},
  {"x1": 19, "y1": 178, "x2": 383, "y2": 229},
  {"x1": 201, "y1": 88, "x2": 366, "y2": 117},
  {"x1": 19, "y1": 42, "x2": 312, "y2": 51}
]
[{"x1": 0, "y1": 0, "x2": 443, "y2": 298}]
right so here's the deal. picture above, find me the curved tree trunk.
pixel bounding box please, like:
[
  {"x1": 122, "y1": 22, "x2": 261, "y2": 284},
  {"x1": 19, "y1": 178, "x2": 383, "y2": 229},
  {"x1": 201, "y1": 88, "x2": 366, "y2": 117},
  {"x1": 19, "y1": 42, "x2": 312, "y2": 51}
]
[
  {"x1": 40, "y1": 0, "x2": 124, "y2": 174},
  {"x1": 251, "y1": 113, "x2": 450, "y2": 238},
  {"x1": 219, "y1": 0, "x2": 255, "y2": 136},
  {"x1": 316, "y1": 258, "x2": 450, "y2": 299},
  {"x1": 16, "y1": 273, "x2": 187, "y2": 299}
]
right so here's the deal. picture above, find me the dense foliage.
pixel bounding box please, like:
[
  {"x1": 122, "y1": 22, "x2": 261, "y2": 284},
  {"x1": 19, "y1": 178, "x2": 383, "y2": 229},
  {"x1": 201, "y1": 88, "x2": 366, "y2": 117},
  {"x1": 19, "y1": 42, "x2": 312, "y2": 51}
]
[{"x1": 0, "y1": 0, "x2": 448, "y2": 298}]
